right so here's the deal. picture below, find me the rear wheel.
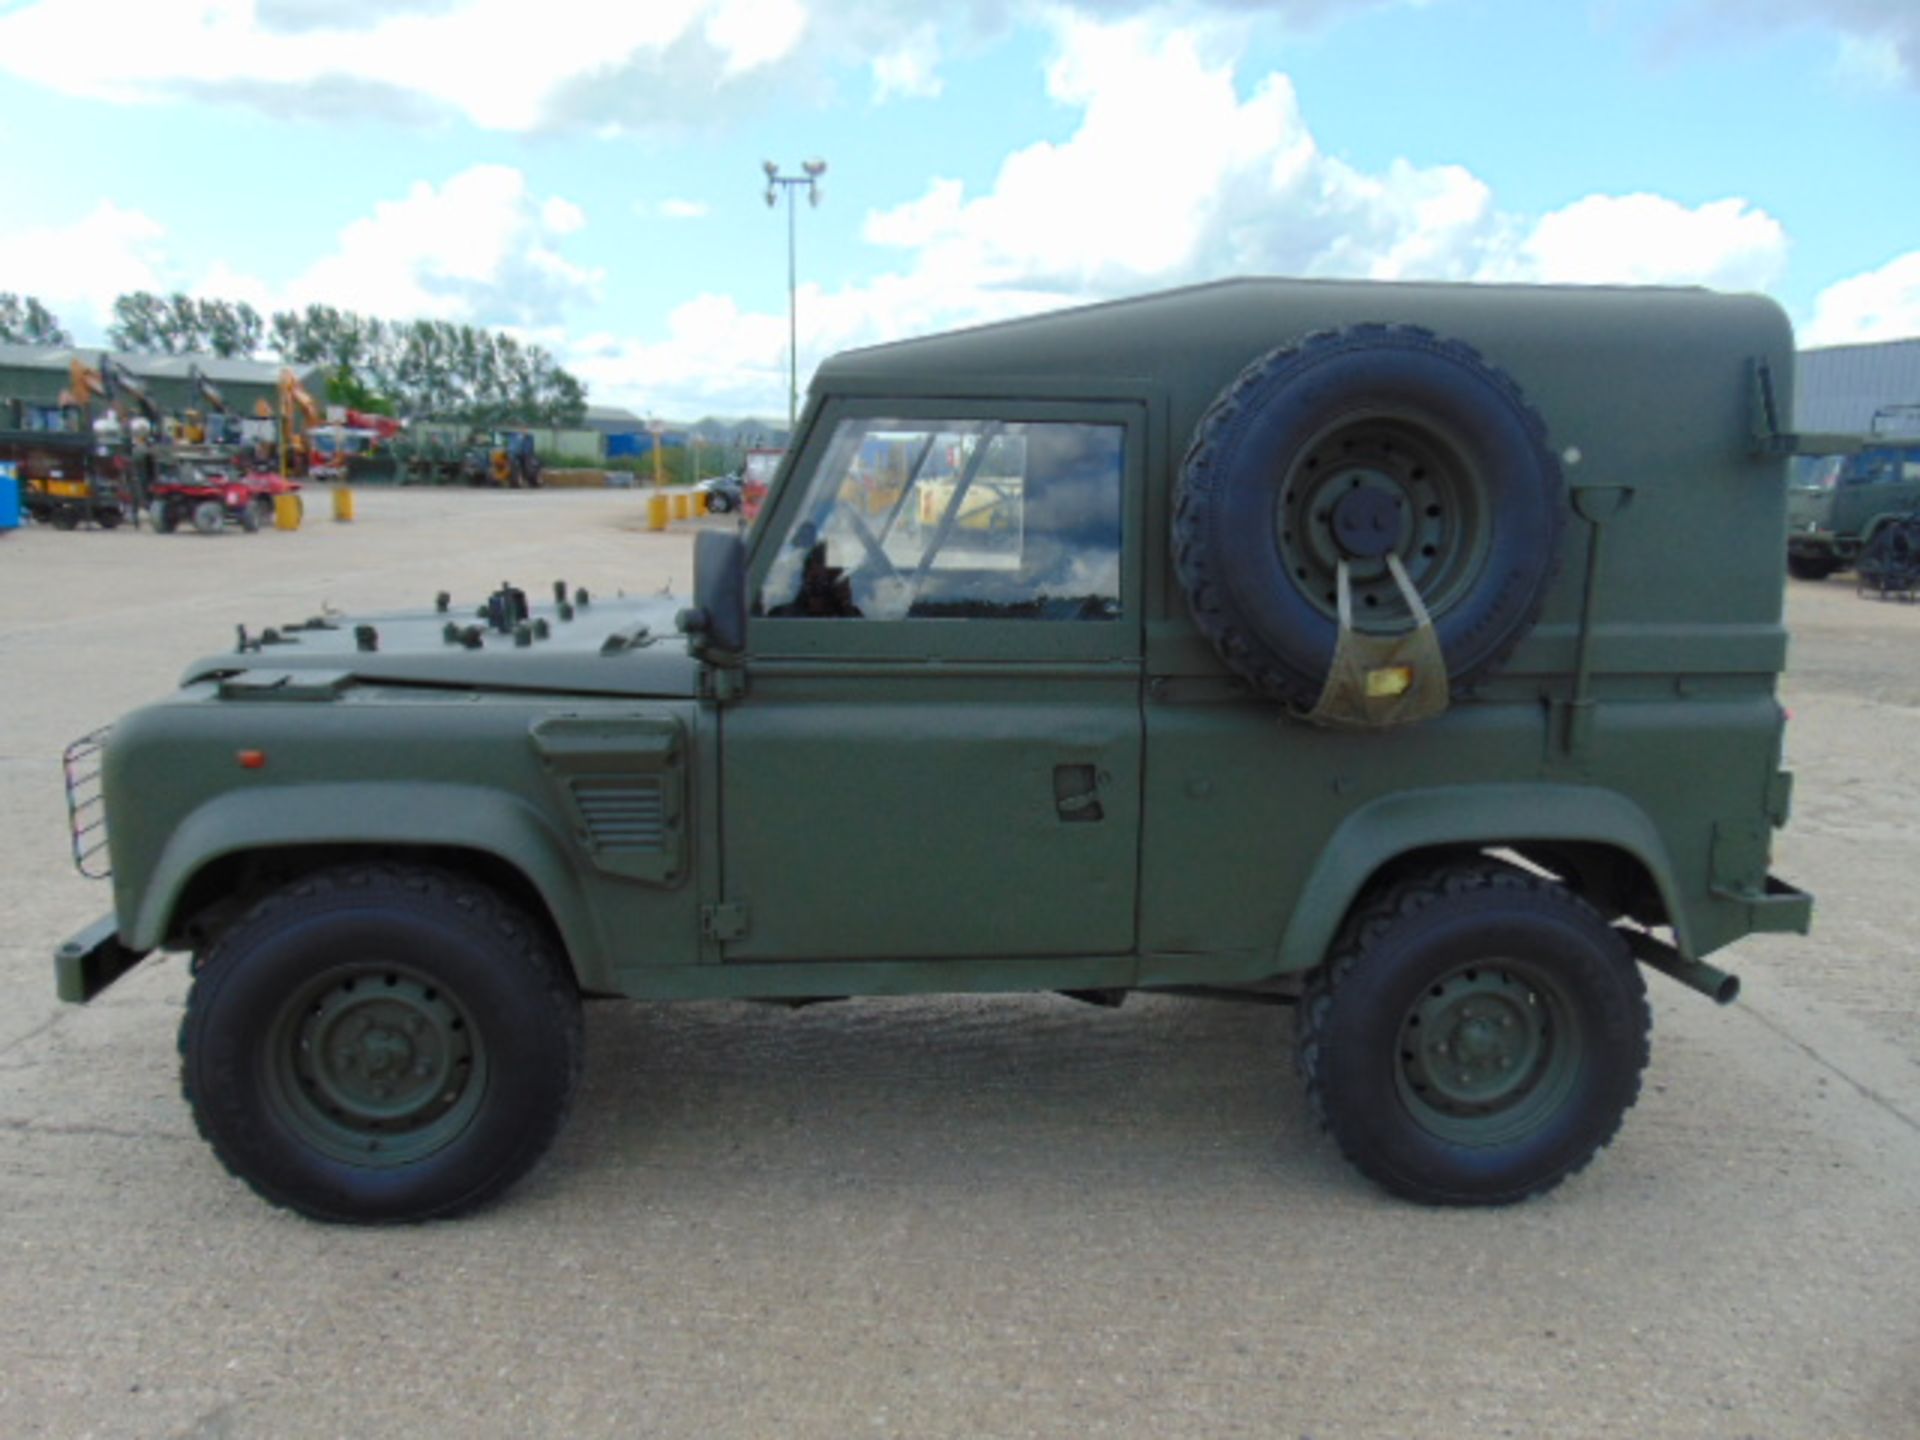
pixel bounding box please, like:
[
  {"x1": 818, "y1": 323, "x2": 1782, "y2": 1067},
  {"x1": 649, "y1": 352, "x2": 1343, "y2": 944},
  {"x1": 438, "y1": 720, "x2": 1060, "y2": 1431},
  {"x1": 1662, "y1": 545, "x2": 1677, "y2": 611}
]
[
  {"x1": 1787, "y1": 552, "x2": 1838, "y2": 581},
  {"x1": 180, "y1": 865, "x2": 585, "y2": 1223},
  {"x1": 1297, "y1": 862, "x2": 1649, "y2": 1204},
  {"x1": 151, "y1": 503, "x2": 177, "y2": 534},
  {"x1": 237, "y1": 501, "x2": 261, "y2": 533},
  {"x1": 191, "y1": 499, "x2": 224, "y2": 535}
]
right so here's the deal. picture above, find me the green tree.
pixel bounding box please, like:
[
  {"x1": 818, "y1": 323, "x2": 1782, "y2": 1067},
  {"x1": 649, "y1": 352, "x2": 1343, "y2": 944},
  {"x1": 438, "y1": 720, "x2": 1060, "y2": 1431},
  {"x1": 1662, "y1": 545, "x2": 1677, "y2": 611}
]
[
  {"x1": 263, "y1": 301, "x2": 588, "y2": 425},
  {"x1": 0, "y1": 293, "x2": 72, "y2": 345},
  {"x1": 200, "y1": 300, "x2": 263, "y2": 358},
  {"x1": 108, "y1": 291, "x2": 176, "y2": 351}
]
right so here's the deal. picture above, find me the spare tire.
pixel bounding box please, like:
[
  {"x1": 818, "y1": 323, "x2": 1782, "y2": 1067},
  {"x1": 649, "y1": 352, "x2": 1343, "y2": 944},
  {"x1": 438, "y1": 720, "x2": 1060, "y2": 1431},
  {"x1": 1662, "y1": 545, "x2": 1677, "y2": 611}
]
[{"x1": 1174, "y1": 324, "x2": 1566, "y2": 710}]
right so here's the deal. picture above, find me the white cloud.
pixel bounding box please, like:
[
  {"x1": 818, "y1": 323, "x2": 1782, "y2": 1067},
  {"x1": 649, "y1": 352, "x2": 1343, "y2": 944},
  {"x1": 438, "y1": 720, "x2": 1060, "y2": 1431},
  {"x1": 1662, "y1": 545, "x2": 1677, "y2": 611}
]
[
  {"x1": 658, "y1": 199, "x2": 713, "y2": 220},
  {"x1": 276, "y1": 165, "x2": 601, "y2": 327},
  {"x1": 1488, "y1": 193, "x2": 1788, "y2": 291},
  {"x1": 585, "y1": 13, "x2": 1800, "y2": 417},
  {"x1": 30, "y1": 166, "x2": 601, "y2": 346},
  {"x1": 1805, "y1": 251, "x2": 1920, "y2": 345},
  {"x1": 856, "y1": 14, "x2": 1785, "y2": 301},
  {"x1": 0, "y1": 0, "x2": 709, "y2": 131},
  {"x1": 541, "y1": 197, "x2": 588, "y2": 236},
  {"x1": 1680, "y1": 0, "x2": 1917, "y2": 88},
  {"x1": 0, "y1": 0, "x2": 1427, "y2": 132},
  {"x1": 871, "y1": 22, "x2": 945, "y2": 100},
  {"x1": 0, "y1": 201, "x2": 172, "y2": 335},
  {"x1": 703, "y1": 0, "x2": 809, "y2": 75}
]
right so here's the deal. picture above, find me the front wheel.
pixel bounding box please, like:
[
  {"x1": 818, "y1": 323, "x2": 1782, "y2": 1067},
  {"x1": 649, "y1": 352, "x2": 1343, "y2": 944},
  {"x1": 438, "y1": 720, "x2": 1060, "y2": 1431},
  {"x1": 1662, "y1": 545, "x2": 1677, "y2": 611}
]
[
  {"x1": 180, "y1": 865, "x2": 584, "y2": 1223},
  {"x1": 1297, "y1": 863, "x2": 1649, "y2": 1205}
]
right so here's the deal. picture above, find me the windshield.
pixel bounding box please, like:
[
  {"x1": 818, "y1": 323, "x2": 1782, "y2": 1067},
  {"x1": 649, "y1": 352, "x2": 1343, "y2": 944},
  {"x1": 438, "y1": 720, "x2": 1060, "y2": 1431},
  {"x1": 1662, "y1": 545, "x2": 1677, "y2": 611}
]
[{"x1": 1790, "y1": 456, "x2": 1842, "y2": 491}]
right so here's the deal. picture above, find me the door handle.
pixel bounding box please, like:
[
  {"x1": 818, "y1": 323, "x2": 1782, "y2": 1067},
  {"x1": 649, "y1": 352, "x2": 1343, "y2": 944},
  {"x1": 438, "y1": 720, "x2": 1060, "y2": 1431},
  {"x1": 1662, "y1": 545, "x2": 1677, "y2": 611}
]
[{"x1": 1054, "y1": 764, "x2": 1105, "y2": 822}]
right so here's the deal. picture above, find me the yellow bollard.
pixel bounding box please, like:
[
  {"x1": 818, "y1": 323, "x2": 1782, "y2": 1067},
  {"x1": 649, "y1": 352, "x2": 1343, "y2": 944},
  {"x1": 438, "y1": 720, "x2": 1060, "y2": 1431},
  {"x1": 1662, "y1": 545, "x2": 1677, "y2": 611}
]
[
  {"x1": 273, "y1": 493, "x2": 303, "y2": 530},
  {"x1": 696, "y1": 491, "x2": 710, "y2": 516},
  {"x1": 671, "y1": 492, "x2": 690, "y2": 521},
  {"x1": 332, "y1": 486, "x2": 355, "y2": 523},
  {"x1": 647, "y1": 492, "x2": 669, "y2": 531}
]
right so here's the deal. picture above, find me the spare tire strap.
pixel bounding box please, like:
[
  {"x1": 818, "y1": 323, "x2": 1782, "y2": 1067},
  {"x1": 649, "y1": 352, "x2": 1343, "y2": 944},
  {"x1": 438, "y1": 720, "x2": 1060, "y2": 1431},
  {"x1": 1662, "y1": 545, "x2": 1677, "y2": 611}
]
[{"x1": 1304, "y1": 555, "x2": 1450, "y2": 731}]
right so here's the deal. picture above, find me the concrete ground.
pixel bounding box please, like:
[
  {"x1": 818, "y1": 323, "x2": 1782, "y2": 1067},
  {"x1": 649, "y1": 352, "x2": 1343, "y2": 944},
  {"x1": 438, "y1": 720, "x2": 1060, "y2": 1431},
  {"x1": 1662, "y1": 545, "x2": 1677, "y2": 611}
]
[{"x1": 1, "y1": 488, "x2": 1916, "y2": 1440}]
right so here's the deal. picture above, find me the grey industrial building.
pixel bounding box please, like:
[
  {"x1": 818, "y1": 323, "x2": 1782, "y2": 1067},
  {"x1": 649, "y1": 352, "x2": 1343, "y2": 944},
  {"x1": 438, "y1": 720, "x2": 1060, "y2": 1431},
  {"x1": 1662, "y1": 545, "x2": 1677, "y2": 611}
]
[
  {"x1": 0, "y1": 345, "x2": 323, "y2": 428},
  {"x1": 1795, "y1": 338, "x2": 1920, "y2": 437}
]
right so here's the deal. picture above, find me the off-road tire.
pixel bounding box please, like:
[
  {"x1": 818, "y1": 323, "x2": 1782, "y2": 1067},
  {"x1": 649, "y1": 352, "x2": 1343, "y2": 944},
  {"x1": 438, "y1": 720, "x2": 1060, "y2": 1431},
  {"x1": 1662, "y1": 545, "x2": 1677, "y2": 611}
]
[
  {"x1": 1296, "y1": 862, "x2": 1649, "y2": 1205},
  {"x1": 179, "y1": 864, "x2": 584, "y2": 1223},
  {"x1": 151, "y1": 503, "x2": 177, "y2": 534},
  {"x1": 237, "y1": 502, "x2": 260, "y2": 533},
  {"x1": 1174, "y1": 325, "x2": 1566, "y2": 709},
  {"x1": 1786, "y1": 553, "x2": 1838, "y2": 582},
  {"x1": 191, "y1": 499, "x2": 224, "y2": 535}
]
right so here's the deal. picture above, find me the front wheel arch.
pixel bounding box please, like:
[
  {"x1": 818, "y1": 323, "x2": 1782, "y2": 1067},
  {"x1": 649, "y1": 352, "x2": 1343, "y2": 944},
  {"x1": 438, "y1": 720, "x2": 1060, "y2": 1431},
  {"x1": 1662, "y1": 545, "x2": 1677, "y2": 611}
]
[{"x1": 164, "y1": 843, "x2": 586, "y2": 990}]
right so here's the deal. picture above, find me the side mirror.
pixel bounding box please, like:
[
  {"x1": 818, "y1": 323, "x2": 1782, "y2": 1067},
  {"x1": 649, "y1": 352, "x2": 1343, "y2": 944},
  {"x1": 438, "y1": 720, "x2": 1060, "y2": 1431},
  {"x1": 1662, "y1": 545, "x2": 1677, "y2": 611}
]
[{"x1": 677, "y1": 529, "x2": 747, "y2": 659}]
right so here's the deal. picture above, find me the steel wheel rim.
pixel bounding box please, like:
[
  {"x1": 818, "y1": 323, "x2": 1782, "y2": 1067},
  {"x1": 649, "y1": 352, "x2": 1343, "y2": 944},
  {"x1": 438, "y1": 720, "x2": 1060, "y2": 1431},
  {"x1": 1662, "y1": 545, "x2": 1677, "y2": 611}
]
[
  {"x1": 1393, "y1": 960, "x2": 1583, "y2": 1147},
  {"x1": 265, "y1": 962, "x2": 487, "y2": 1166},
  {"x1": 1275, "y1": 412, "x2": 1491, "y2": 630}
]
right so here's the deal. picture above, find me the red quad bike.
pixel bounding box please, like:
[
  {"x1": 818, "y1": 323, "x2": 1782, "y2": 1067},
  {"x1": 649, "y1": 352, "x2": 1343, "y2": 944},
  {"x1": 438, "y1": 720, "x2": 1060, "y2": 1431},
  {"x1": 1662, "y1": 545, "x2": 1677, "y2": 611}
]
[{"x1": 149, "y1": 453, "x2": 303, "y2": 535}]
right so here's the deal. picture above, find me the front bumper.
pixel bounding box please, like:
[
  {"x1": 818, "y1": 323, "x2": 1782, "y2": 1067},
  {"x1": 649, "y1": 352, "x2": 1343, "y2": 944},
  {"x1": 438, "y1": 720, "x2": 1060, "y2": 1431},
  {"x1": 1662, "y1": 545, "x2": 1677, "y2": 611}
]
[{"x1": 55, "y1": 914, "x2": 150, "y2": 1004}]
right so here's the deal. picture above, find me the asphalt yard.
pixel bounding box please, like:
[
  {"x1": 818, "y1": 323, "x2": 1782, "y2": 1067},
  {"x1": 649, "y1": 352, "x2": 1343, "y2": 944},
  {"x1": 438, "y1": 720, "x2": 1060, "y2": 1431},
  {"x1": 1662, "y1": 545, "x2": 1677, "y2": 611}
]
[{"x1": 2, "y1": 488, "x2": 1916, "y2": 1439}]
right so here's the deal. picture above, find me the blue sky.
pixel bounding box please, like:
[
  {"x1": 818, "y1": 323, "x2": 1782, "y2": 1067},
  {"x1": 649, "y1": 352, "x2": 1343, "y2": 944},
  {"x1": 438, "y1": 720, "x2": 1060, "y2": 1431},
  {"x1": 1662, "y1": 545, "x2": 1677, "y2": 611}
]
[{"x1": 0, "y1": 0, "x2": 1915, "y2": 420}]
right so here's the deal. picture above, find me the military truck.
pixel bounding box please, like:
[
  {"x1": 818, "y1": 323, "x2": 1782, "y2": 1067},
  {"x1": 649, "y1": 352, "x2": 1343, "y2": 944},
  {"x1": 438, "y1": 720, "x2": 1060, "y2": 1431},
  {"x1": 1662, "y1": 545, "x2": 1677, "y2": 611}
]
[
  {"x1": 1785, "y1": 442, "x2": 1920, "y2": 579},
  {"x1": 56, "y1": 279, "x2": 1812, "y2": 1223}
]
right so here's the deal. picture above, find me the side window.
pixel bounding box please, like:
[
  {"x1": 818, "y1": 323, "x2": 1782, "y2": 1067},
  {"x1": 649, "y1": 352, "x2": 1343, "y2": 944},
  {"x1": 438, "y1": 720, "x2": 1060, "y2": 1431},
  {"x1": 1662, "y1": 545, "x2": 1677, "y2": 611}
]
[{"x1": 758, "y1": 418, "x2": 1123, "y2": 621}]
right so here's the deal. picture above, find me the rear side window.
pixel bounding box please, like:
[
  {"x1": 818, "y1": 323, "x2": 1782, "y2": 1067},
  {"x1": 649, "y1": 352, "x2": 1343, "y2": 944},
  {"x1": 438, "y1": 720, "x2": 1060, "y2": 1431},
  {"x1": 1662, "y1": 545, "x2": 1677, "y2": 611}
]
[{"x1": 758, "y1": 418, "x2": 1123, "y2": 621}]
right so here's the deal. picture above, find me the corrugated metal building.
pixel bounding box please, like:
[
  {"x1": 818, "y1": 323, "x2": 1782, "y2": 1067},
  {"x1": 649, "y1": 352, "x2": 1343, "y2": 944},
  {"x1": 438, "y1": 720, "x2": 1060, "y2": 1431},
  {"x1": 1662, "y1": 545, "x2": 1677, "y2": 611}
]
[
  {"x1": 1796, "y1": 338, "x2": 1920, "y2": 436},
  {"x1": 0, "y1": 344, "x2": 322, "y2": 426}
]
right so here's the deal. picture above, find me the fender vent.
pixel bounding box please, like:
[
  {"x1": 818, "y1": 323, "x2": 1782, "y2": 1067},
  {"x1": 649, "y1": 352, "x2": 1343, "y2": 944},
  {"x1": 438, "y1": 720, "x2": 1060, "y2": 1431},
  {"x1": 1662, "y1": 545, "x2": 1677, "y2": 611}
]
[
  {"x1": 571, "y1": 778, "x2": 667, "y2": 854},
  {"x1": 530, "y1": 713, "x2": 686, "y2": 886}
]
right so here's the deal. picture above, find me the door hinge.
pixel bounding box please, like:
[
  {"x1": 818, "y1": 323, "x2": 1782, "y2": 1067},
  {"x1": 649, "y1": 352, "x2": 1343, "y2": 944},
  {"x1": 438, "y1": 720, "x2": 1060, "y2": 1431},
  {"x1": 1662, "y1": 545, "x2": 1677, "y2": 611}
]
[
  {"x1": 701, "y1": 901, "x2": 749, "y2": 941},
  {"x1": 699, "y1": 664, "x2": 748, "y2": 703}
]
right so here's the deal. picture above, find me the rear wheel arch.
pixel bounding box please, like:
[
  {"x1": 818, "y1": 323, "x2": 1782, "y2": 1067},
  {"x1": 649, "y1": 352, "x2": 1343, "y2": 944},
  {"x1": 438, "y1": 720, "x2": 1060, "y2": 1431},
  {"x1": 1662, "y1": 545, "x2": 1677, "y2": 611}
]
[{"x1": 1275, "y1": 789, "x2": 1690, "y2": 976}]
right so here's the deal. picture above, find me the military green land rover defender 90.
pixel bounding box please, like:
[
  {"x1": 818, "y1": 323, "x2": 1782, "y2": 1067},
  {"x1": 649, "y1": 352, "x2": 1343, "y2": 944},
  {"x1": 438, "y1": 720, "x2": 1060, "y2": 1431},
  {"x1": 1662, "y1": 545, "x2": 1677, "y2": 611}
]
[{"x1": 57, "y1": 279, "x2": 1813, "y2": 1222}]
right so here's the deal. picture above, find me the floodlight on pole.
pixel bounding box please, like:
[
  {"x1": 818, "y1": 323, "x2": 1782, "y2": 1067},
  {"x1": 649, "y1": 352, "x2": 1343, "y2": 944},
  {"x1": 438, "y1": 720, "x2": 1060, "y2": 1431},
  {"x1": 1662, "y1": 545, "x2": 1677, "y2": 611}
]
[{"x1": 762, "y1": 158, "x2": 827, "y2": 436}]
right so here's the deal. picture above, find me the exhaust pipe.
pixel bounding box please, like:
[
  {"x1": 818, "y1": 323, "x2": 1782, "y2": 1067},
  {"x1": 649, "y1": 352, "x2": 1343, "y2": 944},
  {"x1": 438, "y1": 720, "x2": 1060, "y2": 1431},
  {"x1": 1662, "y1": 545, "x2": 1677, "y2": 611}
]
[{"x1": 1622, "y1": 927, "x2": 1741, "y2": 1006}]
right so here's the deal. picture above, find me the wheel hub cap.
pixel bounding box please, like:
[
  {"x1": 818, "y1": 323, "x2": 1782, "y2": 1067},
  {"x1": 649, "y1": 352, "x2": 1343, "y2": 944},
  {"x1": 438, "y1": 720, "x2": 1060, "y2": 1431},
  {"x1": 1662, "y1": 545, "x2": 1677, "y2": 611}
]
[
  {"x1": 1399, "y1": 967, "x2": 1551, "y2": 1116},
  {"x1": 1331, "y1": 484, "x2": 1403, "y2": 559},
  {"x1": 272, "y1": 966, "x2": 483, "y2": 1162}
]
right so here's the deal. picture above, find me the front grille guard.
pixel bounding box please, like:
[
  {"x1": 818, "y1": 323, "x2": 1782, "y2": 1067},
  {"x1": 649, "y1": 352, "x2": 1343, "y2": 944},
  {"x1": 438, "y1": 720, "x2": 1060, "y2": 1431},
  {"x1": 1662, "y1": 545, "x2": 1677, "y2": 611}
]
[{"x1": 63, "y1": 727, "x2": 111, "y2": 879}]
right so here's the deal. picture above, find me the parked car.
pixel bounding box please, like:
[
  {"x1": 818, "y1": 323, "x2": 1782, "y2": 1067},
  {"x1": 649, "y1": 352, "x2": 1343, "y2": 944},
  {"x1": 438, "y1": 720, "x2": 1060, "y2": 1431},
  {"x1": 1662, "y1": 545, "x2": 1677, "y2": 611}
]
[
  {"x1": 695, "y1": 472, "x2": 744, "y2": 514},
  {"x1": 57, "y1": 277, "x2": 1811, "y2": 1222},
  {"x1": 1786, "y1": 443, "x2": 1920, "y2": 579}
]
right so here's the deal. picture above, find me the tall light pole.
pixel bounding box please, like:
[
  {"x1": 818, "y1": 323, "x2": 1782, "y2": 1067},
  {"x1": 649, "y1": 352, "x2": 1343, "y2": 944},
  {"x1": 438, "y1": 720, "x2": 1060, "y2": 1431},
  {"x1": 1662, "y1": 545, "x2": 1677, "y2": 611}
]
[{"x1": 763, "y1": 158, "x2": 826, "y2": 438}]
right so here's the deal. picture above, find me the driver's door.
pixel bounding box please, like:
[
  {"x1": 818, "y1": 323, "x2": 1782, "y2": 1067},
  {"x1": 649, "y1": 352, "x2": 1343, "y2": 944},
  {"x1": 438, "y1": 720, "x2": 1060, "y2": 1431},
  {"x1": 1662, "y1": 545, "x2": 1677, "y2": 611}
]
[{"x1": 716, "y1": 401, "x2": 1144, "y2": 963}]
